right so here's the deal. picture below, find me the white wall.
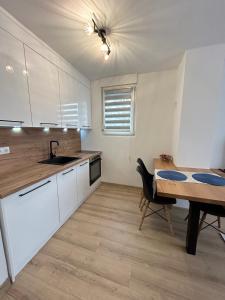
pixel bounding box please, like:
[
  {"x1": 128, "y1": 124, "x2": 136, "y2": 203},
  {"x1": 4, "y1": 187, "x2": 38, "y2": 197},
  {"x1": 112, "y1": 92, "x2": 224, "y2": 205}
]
[
  {"x1": 172, "y1": 54, "x2": 186, "y2": 158},
  {"x1": 210, "y1": 65, "x2": 225, "y2": 168},
  {"x1": 173, "y1": 44, "x2": 225, "y2": 169},
  {"x1": 81, "y1": 70, "x2": 178, "y2": 187}
]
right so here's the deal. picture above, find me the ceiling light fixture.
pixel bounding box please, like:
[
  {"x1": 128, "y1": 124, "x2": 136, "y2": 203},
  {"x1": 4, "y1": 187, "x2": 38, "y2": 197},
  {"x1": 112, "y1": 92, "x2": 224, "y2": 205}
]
[{"x1": 85, "y1": 18, "x2": 111, "y2": 60}]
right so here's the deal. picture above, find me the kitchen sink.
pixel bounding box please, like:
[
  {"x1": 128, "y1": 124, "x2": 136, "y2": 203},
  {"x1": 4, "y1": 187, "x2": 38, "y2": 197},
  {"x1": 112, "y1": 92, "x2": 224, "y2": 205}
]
[{"x1": 39, "y1": 156, "x2": 80, "y2": 165}]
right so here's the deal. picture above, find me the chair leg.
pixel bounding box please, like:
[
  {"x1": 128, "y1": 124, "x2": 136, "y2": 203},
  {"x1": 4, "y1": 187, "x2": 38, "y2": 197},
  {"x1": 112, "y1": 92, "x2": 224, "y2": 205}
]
[
  {"x1": 139, "y1": 190, "x2": 144, "y2": 209},
  {"x1": 140, "y1": 198, "x2": 147, "y2": 211},
  {"x1": 198, "y1": 212, "x2": 207, "y2": 234},
  {"x1": 218, "y1": 217, "x2": 221, "y2": 229},
  {"x1": 163, "y1": 205, "x2": 174, "y2": 235},
  {"x1": 139, "y1": 201, "x2": 149, "y2": 231}
]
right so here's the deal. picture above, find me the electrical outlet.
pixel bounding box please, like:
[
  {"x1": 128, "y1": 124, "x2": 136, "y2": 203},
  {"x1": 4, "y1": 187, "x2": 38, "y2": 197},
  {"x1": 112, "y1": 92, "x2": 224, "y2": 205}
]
[{"x1": 0, "y1": 147, "x2": 10, "y2": 155}]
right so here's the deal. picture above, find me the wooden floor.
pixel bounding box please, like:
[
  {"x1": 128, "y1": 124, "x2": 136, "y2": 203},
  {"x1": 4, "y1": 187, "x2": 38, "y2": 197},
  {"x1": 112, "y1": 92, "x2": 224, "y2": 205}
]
[{"x1": 1, "y1": 183, "x2": 225, "y2": 300}]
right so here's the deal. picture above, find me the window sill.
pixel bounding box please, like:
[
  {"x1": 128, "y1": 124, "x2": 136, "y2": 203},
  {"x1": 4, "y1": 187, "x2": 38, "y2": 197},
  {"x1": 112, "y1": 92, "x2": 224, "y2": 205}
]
[{"x1": 102, "y1": 131, "x2": 135, "y2": 136}]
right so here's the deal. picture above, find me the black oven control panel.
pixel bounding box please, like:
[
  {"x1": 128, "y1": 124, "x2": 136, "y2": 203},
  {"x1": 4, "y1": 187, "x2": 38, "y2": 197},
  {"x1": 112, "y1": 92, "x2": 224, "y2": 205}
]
[{"x1": 89, "y1": 154, "x2": 101, "y2": 163}]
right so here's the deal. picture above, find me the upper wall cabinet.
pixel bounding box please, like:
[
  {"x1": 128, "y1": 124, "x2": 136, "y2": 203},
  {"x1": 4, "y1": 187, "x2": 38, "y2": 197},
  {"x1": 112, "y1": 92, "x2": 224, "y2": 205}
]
[
  {"x1": 25, "y1": 46, "x2": 61, "y2": 128},
  {"x1": 0, "y1": 28, "x2": 32, "y2": 127},
  {"x1": 59, "y1": 70, "x2": 79, "y2": 129},
  {"x1": 79, "y1": 82, "x2": 92, "y2": 129}
]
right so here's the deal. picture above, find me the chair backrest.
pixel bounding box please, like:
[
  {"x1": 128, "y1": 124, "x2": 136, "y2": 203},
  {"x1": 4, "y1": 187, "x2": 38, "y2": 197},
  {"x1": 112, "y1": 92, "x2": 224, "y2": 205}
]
[
  {"x1": 136, "y1": 165, "x2": 154, "y2": 201},
  {"x1": 137, "y1": 158, "x2": 153, "y2": 179}
]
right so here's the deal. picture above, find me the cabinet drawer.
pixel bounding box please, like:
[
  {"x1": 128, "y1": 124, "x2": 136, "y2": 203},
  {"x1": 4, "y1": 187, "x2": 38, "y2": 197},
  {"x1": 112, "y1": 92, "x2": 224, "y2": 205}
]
[
  {"x1": 57, "y1": 167, "x2": 78, "y2": 225},
  {"x1": 0, "y1": 176, "x2": 59, "y2": 280}
]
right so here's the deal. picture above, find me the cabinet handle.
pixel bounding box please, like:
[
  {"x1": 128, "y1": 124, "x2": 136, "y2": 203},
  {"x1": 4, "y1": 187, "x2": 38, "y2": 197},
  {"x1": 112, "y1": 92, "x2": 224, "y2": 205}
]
[
  {"x1": 40, "y1": 122, "x2": 58, "y2": 126},
  {"x1": 19, "y1": 180, "x2": 51, "y2": 197},
  {"x1": 80, "y1": 161, "x2": 88, "y2": 167},
  {"x1": 62, "y1": 169, "x2": 74, "y2": 175},
  {"x1": 0, "y1": 119, "x2": 24, "y2": 124},
  {"x1": 66, "y1": 124, "x2": 77, "y2": 127}
]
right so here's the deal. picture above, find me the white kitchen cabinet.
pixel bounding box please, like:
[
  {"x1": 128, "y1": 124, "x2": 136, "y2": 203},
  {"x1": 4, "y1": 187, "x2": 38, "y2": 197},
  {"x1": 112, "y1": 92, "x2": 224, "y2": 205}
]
[
  {"x1": 78, "y1": 83, "x2": 92, "y2": 129},
  {"x1": 0, "y1": 229, "x2": 8, "y2": 286},
  {"x1": 24, "y1": 46, "x2": 61, "y2": 128},
  {"x1": 59, "y1": 70, "x2": 79, "y2": 129},
  {"x1": 57, "y1": 167, "x2": 78, "y2": 225},
  {"x1": 0, "y1": 27, "x2": 32, "y2": 127},
  {"x1": 0, "y1": 176, "x2": 59, "y2": 281},
  {"x1": 77, "y1": 159, "x2": 90, "y2": 205}
]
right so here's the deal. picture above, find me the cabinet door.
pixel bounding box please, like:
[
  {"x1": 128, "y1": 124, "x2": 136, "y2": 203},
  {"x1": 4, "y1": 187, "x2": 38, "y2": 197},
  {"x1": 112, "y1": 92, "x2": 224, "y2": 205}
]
[
  {"x1": 77, "y1": 160, "x2": 90, "y2": 205},
  {"x1": 0, "y1": 230, "x2": 8, "y2": 286},
  {"x1": 59, "y1": 70, "x2": 79, "y2": 128},
  {"x1": 0, "y1": 28, "x2": 32, "y2": 126},
  {"x1": 25, "y1": 46, "x2": 61, "y2": 128},
  {"x1": 78, "y1": 83, "x2": 92, "y2": 129},
  {"x1": 57, "y1": 167, "x2": 78, "y2": 225},
  {"x1": 0, "y1": 176, "x2": 59, "y2": 280}
]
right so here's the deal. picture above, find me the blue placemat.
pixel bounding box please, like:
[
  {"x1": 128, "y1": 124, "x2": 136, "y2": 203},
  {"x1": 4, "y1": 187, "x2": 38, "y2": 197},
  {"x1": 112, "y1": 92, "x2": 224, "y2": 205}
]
[
  {"x1": 157, "y1": 170, "x2": 187, "y2": 181},
  {"x1": 192, "y1": 173, "x2": 225, "y2": 186}
]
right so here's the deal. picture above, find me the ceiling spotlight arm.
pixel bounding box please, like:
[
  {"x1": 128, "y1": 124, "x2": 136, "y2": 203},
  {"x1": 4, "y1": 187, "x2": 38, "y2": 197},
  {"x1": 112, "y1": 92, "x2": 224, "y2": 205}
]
[
  {"x1": 92, "y1": 19, "x2": 99, "y2": 33},
  {"x1": 91, "y1": 18, "x2": 111, "y2": 57},
  {"x1": 105, "y1": 42, "x2": 111, "y2": 55}
]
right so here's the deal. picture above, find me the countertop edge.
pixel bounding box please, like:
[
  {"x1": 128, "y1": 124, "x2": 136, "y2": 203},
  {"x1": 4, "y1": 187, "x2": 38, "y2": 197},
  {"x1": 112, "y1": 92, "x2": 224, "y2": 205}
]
[{"x1": 0, "y1": 151, "x2": 101, "y2": 199}]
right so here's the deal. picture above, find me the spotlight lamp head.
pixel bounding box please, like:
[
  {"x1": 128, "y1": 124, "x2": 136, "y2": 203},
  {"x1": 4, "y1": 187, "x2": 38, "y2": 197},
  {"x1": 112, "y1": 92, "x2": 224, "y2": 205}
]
[
  {"x1": 104, "y1": 48, "x2": 111, "y2": 61},
  {"x1": 84, "y1": 23, "x2": 94, "y2": 35},
  {"x1": 100, "y1": 42, "x2": 108, "y2": 53}
]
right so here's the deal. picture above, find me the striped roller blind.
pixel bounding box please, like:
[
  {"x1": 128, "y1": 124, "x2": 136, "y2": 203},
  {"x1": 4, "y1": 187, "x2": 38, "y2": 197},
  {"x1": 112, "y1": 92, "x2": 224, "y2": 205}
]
[{"x1": 103, "y1": 86, "x2": 135, "y2": 135}]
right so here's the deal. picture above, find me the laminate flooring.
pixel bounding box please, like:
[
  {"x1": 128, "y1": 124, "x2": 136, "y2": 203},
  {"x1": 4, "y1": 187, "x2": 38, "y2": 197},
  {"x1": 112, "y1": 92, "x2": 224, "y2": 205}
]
[{"x1": 1, "y1": 183, "x2": 225, "y2": 300}]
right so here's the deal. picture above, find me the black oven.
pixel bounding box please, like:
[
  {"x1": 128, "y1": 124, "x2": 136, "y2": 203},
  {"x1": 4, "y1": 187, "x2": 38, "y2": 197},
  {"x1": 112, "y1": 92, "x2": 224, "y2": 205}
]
[{"x1": 89, "y1": 154, "x2": 101, "y2": 185}]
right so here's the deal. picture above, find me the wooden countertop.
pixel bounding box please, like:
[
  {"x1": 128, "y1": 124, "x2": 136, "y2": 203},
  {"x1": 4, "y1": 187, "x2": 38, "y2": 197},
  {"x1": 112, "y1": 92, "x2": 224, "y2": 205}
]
[
  {"x1": 0, "y1": 151, "x2": 101, "y2": 199},
  {"x1": 154, "y1": 158, "x2": 225, "y2": 205}
]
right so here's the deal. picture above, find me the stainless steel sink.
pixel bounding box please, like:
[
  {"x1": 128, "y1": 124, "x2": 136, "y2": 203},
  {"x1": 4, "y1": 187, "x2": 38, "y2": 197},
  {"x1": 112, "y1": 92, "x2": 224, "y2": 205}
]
[{"x1": 39, "y1": 156, "x2": 80, "y2": 165}]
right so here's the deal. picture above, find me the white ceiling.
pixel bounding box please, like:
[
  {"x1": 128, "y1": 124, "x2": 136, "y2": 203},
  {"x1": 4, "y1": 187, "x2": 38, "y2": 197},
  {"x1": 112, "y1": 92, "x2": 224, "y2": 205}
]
[{"x1": 1, "y1": 0, "x2": 225, "y2": 80}]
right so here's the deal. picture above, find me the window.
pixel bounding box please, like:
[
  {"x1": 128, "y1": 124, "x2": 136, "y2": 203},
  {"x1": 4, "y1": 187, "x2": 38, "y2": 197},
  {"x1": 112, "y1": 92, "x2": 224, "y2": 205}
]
[{"x1": 102, "y1": 86, "x2": 135, "y2": 135}]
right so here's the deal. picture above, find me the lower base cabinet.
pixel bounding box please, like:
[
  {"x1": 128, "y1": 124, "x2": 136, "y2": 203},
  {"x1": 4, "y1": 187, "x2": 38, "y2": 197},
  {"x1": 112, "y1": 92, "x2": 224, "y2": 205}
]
[
  {"x1": 0, "y1": 157, "x2": 101, "y2": 282},
  {"x1": 77, "y1": 160, "x2": 90, "y2": 205},
  {"x1": 0, "y1": 176, "x2": 59, "y2": 281},
  {"x1": 0, "y1": 230, "x2": 8, "y2": 286},
  {"x1": 57, "y1": 167, "x2": 78, "y2": 226}
]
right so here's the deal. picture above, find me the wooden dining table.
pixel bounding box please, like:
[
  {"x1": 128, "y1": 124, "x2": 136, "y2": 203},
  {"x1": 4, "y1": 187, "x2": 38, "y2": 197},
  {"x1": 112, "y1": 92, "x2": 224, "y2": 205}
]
[{"x1": 154, "y1": 158, "x2": 225, "y2": 255}]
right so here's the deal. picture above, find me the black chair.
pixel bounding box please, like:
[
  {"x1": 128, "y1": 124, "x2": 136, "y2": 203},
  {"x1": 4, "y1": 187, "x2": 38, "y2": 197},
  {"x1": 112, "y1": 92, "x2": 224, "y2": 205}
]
[
  {"x1": 198, "y1": 203, "x2": 225, "y2": 235},
  {"x1": 136, "y1": 165, "x2": 176, "y2": 234},
  {"x1": 137, "y1": 158, "x2": 153, "y2": 179},
  {"x1": 136, "y1": 158, "x2": 154, "y2": 210}
]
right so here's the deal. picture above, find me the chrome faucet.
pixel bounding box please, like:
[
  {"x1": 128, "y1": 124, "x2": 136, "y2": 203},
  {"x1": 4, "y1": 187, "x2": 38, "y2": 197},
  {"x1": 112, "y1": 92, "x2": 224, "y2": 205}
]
[{"x1": 49, "y1": 140, "x2": 59, "y2": 159}]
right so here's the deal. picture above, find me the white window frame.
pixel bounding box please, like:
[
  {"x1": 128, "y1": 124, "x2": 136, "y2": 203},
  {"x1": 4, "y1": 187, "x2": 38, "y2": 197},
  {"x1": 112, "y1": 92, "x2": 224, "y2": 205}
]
[{"x1": 102, "y1": 85, "x2": 135, "y2": 136}]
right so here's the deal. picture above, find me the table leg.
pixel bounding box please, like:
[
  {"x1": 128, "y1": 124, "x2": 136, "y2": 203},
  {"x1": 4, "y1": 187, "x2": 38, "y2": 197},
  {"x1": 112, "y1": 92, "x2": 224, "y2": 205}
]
[{"x1": 186, "y1": 201, "x2": 200, "y2": 255}]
